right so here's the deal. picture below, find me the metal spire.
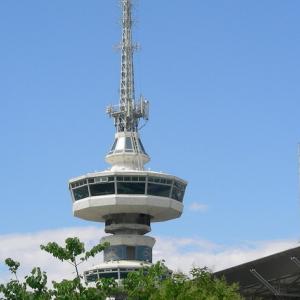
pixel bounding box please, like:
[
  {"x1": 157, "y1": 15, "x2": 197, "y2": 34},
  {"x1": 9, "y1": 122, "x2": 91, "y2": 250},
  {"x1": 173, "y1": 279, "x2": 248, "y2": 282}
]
[
  {"x1": 107, "y1": 0, "x2": 149, "y2": 133},
  {"x1": 120, "y1": 0, "x2": 135, "y2": 111}
]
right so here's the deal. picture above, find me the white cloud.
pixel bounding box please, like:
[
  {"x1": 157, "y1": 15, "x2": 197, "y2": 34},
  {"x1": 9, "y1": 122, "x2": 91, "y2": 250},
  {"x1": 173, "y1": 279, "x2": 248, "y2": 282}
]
[
  {"x1": 0, "y1": 226, "x2": 106, "y2": 284},
  {"x1": 154, "y1": 237, "x2": 299, "y2": 273},
  {"x1": 0, "y1": 226, "x2": 298, "y2": 285},
  {"x1": 188, "y1": 202, "x2": 208, "y2": 213}
]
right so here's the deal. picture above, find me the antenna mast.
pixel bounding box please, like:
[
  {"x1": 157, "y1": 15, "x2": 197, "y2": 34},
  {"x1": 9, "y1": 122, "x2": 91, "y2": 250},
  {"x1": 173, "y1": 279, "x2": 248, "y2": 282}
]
[{"x1": 107, "y1": 0, "x2": 149, "y2": 132}]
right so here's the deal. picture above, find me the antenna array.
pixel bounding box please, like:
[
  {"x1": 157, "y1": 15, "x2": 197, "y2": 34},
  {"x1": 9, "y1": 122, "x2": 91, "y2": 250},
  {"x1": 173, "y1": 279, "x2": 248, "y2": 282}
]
[{"x1": 107, "y1": 0, "x2": 149, "y2": 132}]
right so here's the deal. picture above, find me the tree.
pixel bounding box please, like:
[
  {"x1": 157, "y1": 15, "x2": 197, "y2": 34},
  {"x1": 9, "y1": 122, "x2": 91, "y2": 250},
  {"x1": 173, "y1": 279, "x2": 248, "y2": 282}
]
[
  {"x1": 0, "y1": 258, "x2": 51, "y2": 300},
  {"x1": 122, "y1": 261, "x2": 171, "y2": 300},
  {"x1": 40, "y1": 237, "x2": 108, "y2": 281},
  {"x1": 0, "y1": 237, "x2": 111, "y2": 300},
  {"x1": 121, "y1": 263, "x2": 242, "y2": 300},
  {"x1": 0, "y1": 238, "x2": 242, "y2": 300}
]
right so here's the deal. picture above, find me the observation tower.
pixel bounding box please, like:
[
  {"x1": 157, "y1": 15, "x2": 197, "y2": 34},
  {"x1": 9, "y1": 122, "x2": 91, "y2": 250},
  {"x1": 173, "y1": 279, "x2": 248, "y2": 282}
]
[{"x1": 68, "y1": 0, "x2": 187, "y2": 282}]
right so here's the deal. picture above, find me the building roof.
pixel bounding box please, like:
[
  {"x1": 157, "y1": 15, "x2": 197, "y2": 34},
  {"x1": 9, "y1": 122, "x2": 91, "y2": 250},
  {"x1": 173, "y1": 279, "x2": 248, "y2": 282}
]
[{"x1": 214, "y1": 245, "x2": 300, "y2": 299}]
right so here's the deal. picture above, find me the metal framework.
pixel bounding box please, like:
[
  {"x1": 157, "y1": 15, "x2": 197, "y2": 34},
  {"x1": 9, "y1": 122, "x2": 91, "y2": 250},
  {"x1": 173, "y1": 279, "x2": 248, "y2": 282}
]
[
  {"x1": 106, "y1": 0, "x2": 149, "y2": 132},
  {"x1": 214, "y1": 247, "x2": 300, "y2": 300},
  {"x1": 250, "y1": 269, "x2": 281, "y2": 297},
  {"x1": 244, "y1": 269, "x2": 300, "y2": 299}
]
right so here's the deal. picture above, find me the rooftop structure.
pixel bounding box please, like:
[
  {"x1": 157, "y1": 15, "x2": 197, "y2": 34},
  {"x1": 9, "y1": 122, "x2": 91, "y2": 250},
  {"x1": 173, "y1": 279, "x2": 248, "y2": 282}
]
[
  {"x1": 68, "y1": 0, "x2": 187, "y2": 282},
  {"x1": 214, "y1": 246, "x2": 300, "y2": 299}
]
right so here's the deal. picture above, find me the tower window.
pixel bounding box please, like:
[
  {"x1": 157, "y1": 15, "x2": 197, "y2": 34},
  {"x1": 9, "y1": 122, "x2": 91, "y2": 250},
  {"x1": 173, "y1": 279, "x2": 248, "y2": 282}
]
[
  {"x1": 120, "y1": 271, "x2": 130, "y2": 279},
  {"x1": 109, "y1": 139, "x2": 118, "y2": 153},
  {"x1": 85, "y1": 273, "x2": 98, "y2": 282},
  {"x1": 117, "y1": 182, "x2": 146, "y2": 194},
  {"x1": 125, "y1": 137, "x2": 133, "y2": 151},
  {"x1": 98, "y1": 272, "x2": 118, "y2": 279},
  {"x1": 126, "y1": 246, "x2": 136, "y2": 260},
  {"x1": 138, "y1": 138, "x2": 147, "y2": 154},
  {"x1": 90, "y1": 183, "x2": 115, "y2": 196},
  {"x1": 115, "y1": 136, "x2": 125, "y2": 153},
  {"x1": 171, "y1": 181, "x2": 186, "y2": 202},
  {"x1": 73, "y1": 186, "x2": 89, "y2": 201},
  {"x1": 147, "y1": 183, "x2": 171, "y2": 198}
]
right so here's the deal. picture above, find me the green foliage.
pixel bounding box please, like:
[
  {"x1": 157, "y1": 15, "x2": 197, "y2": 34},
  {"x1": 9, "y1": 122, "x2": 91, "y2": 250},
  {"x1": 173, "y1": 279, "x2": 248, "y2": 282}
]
[
  {"x1": 40, "y1": 238, "x2": 85, "y2": 263},
  {"x1": 51, "y1": 278, "x2": 88, "y2": 300},
  {"x1": 122, "y1": 263, "x2": 243, "y2": 300},
  {"x1": 49, "y1": 277, "x2": 118, "y2": 300},
  {"x1": 95, "y1": 277, "x2": 119, "y2": 296},
  {"x1": 4, "y1": 259, "x2": 20, "y2": 280},
  {"x1": 123, "y1": 261, "x2": 171, "y2": 300},
  {"x1": 25, "y1": 267, "x2": 49, "y2": 298},
  {"x1": 40, "y1": 236, "x2": 108, "y2": 292},
  {"x1": 84, "y1": 242, "x2": 109, "y2": 261},
  {"x1": 0, "y1": 280, "x2": 28, "y2": 300},
  {"x1": 0, "y1": 237, "x2": 109, "y2": 300},
  {"x1": 0, "y1": 238, "x2": 243, "y2": 300},
  {"x1": 183, "y1": 267, "x2": 242, "y2": 300}
]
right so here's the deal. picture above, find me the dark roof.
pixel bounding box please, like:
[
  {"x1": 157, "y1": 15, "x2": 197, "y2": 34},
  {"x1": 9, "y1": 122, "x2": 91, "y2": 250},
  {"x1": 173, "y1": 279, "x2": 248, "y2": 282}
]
[{"x1": 214, "y1": 245, "x2": 300, "y2": 299}]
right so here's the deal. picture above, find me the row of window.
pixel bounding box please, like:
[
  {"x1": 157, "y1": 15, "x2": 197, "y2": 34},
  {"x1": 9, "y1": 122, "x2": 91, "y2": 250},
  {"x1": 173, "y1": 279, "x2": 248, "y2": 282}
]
[
  {"x1": 71, "y1": 180, "x2": 185, "y2": 202},
  {"x1": 71, "y1": 175, "x2": 180, "y2": 188},
  {"x1": 108, "y1": 136, "x2": 147, "y2": 155},
  {"x1": 104, "y1": 245, "x2": 152, "y2": 263},
  {"x1": 85, "y1": 268, "x2": 139, "y2": 282}
]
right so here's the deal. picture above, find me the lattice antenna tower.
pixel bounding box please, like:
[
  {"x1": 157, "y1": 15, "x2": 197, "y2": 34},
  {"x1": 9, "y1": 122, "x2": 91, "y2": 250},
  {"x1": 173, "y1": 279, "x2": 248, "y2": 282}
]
[{"x1": 107, "y1": 0, "x2": 149, "y2": 133}]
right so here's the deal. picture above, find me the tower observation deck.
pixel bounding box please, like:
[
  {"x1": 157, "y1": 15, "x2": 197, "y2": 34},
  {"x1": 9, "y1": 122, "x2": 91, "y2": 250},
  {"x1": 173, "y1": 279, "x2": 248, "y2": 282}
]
[{"x1": 68, "y1": 0, "x2": 187, "y2": 283}]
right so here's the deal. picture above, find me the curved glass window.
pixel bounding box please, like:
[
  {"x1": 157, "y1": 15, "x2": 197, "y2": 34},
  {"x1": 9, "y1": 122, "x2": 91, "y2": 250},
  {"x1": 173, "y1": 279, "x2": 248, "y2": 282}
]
[
  {"x1": 171, "y1": 187, "x2": 182, "y2": 201},
  {"x1": 147, "y1": 183, "x2": 171, "y2": 197},
  {"x1": 71, "y1": 175, "x2": 186, "y2": 203},
  {"x1": 125, "y1": 137, "x2": 133, "y2": 151},
  {"x1": 90, "y1": 183, "x2": 115, "y2": 196},
  {"x1": 109, "y1": 139, "x2": 117, "y2": 153},
  {"x1": 104, "y1": 245, "x2": 126, "y2": 261},
  {"x1": 148, "y1": 177, "x2": 172, "y2": 184},
  {"x1": 127, "y1": 246, "x2": 135, "y2": 260},
  {"x1": 73, "y1": 186, "x2": 89, "y2": 201},
  {"x1": 115, "y1": 137, "x2": 125, "y2": 153},
  {"x1": 117, "y1": 175, "x2": 145, "y2": 182},
  {"x1": 138, "y1": 138, "x2": 147, "y2": 154},
  {"x1": 120, "y1": 271, "x2": 130, "y2": 279},
  {"x1": 94, "y1": 176, "x2": 114, "y2": 183},
  {"x1": 174, "y1": 180, "x2": 185, "y2": 189},
  {"x1": 136, "y1": 246, "x2": 152, "y2": 262},
  {"x1": 86, "y1": 273, "x2": 98, "y2": 282},
  {"x1": 171, "y1": 180, "x2": 186, "y2": 202},
  {"x1": 71, "y1": 179, "x2": 87, "y2": 189},
  {"x1": 98, "y1": 272, "x2": 118, "y2": 279},
  {"x1": 117, "y1": 182, "x2": 145, "y2": 194}
]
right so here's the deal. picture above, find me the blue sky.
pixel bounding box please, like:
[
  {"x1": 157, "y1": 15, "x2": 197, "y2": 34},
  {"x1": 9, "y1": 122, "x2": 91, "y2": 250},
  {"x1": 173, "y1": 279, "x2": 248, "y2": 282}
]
[{"x1": 0, "y1": 0, "x2": 300, "y2": 276}]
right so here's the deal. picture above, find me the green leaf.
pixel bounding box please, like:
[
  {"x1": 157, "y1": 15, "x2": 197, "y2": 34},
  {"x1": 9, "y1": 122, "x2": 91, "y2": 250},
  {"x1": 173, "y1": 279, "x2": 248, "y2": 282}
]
[{"x1": 4, "y1": 258, "x2": 20, "y2": 275}]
